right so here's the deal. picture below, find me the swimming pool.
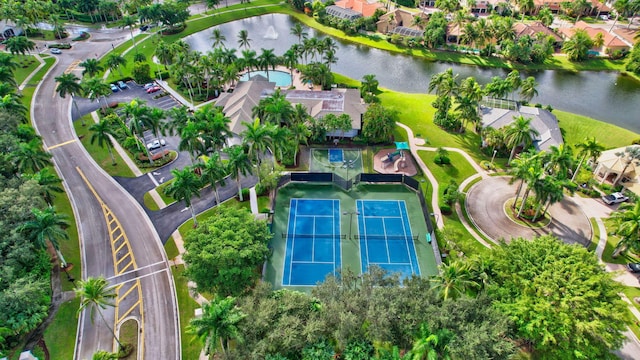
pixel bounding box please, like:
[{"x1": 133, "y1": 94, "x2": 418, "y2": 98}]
[{"x1": 239, "y1": 70, "x2": 292, "y2": 87}]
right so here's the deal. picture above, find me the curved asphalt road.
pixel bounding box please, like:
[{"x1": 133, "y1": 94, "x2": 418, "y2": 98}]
[
  {"x1": 466, "y1": 176, "x2": 592, "y2": 246},
  {"x1": 31, "y1": 29, "x2": 180, "y2": 359}
]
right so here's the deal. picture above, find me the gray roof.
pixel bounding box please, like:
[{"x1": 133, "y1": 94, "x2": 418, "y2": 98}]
[
  {"x1": 325, "y1": 5, "x2": 362, "y2": 20},
  {"x1": 215, "y1": 80, "x2": 276, "y2": 135},
  {"x1": 280, "y1": 88, "x2": 367, "y2": 132},
  {"x1": 481, "y1": 105, "x2": 563, "y2": 151}
]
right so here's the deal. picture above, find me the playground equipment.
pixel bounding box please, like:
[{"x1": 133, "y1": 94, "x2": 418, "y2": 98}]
[{"x1": 382, "y1": 150, "x2": 402, "y2": 165}]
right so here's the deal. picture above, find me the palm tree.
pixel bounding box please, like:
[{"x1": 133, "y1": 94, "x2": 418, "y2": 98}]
[
  {"x1": 29, "y1": 168, "x2": 64, "y2": 205},
  {"x1": 0, "y1": 52, "x2": 18, "y2": 70},
  {"x1": 55, "y1": 73, "x2": 84, "y2": 120},
  {"x1": 19, "y1": 207, "x2": 69, "y2": 267},
  {"x1": 5, "y1": 36, "x2": 35, "y2": 56},
  {"x1": 123, "y1": 99, "x2": 151, "y2": 152},
  {"x1": 519, "y1": 76, "x2": 538, "y2": 103},
  {"x1": 428, "y1": 68, "x2": 458, "y2": 97},
  {"x1": 572, "y1": 137, "x2": 604, "y2": 181},
  {"x1": 257, "y1": 48, "x2": 278, "y2": 81},
  {"x1": 79, "y1": 58, "x2": 104, "y2": 78},
  {"x1": 239, "y1": 49, "x2": 257, "y2": 78},
  {"x1": 210, "y1": 28, "x2": 226, "y2": 48},
  {"x1": 544, "y1": 144, "x2": 574, "y2": 179},
  {"x1": 290, "y1": 23, "x2": 308, "y2": 44},
  {"x1": 508, "y1": 150, "x2": 541, "y2": 208},
  {"x1": 75, "y1": 277, "x2": 124, "y2": 350},
  {"x1": 430, "y1": 261, "x2": 478, "y2": 300},
  {"x1": 0, "y1": 67, "x2": 17, "y2": 88},
  {"x1": 0, "y1": 93, "x2": 28, "y2": 120},
  {"x1": 105, "y1": 54, "x2": 127, "y2": 77},
  {"x1": 361, "y1": 73, "x2": 379, "y2": 94},
  {"x1": 15, "y1": 138, "x2": 52, "y2": 173},
  {"x1": 240, "y1": 119, "x2": 274, "y2": 167},
  {"x1": 409, "y1": 323, "x2": 454, "y2": 360},
  {"x1": 187, "y1": 295, "x2": 246, "y2": 357},
  {"x1": 237, "y1": 29, "x2": 252, "y2": 49},
  {"x1": 504, "y1": 115, "x2": 539, "y2": 165},
  {"x1": 611, "y1": 201, "x2": 640, "y2": 257},
  {"x1": 164, "y1": 167, "x2": 202, "y2": 226},
  {"x1": 89, "y1": 120, "x2": 117, "y2": 165},
  {"x1": 198, "y1": 153, "x2": 227, "y2": 206},
  {"x1": 562, "y1": 29, "x2": 593, "y2": 62},
  {"x1": 81, "y1": 77, "x2": 111, "y2": 111},
  {"x1": 121, "y1": 15, "x2": 138, "y2": 49},
  {"x1": 224, "y1": 145, "x2": 253, "y2": 202},
  {"x1": 517, "y1": 161, "x2": 543, "y2": 218}
]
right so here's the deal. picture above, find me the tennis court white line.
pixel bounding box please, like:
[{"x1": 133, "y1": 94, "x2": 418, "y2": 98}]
[{"x1": 290, "y1": 261, "x2": 335, "y2": 264}]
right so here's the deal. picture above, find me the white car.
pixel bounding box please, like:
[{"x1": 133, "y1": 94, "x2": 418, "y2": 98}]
[
  {"x1": 602, "y1": 192, "x2": 628, "y2": 205},
  {"x1": 146, "y1": 139, "x2": 166, "y2": 150},
  {"x1": 50, "y1": 48, "x2": 62, "y2": 54}
]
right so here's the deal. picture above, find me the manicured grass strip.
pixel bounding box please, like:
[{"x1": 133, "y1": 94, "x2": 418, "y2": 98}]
[
  {"x1": 164, "y1": 236, "x2": 180, "y2": 260},
  {"x1": 119, "y1": 319, "x2": 138, "y2": 360},
  {"x1": 171, "y1": 264, "x2": 202, "y2": 360},
  {"x1": 588, "y1": 218, "x2": 600, "y2": 252},
  {"x1": 601, "y1": 218, "x2": 640, "y2": 264},
  {"x1": 441, "y1": 210, "x2": 490, "y2": 258},
  {"x1": 44, "y1": 298, "x2": 80, "y2": 360},
  {"x1": 53, "y1": 187, "x2": 82, "y2": 292},
  {"x1": 143, "y1": 191, "x2": 161, "y2": 211},
  {"x1": 155, "y1": 179, "x2": 176, "y2": 205},
  {"x1": 73, "y1": 115, "x2": 136, "y2": 178},
  {"x1": 13, "y1": 54, "x2": 41, "y2": 85}
]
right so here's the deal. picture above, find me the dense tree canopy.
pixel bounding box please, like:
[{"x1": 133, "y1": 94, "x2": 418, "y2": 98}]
[
  {"x1": 183, "y1": 206, "x2": 271, "y2": 296},
  {"x1": 488, "y1": 235, "x2": 627, "y2": 359},
  {"x1": 362, "y1": 103, "x2": 397, "y2": 143}
]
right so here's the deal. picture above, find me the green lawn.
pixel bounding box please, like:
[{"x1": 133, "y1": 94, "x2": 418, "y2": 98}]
[
  {"x1": 43, "y1": 298, "x2": 80, "y2": 360},
  {"x1": 154, "y1": 179, "x2": 176, "y2": 205},
  {"x1": 417, "y1": 151, "x2": 479, "y2": 195},
  {"x1": 13, "y1": 55, "x2": 41, "y2": 85},
  {"x1": 164, "y1": 236, "x2": 180, "y2": 261},
  {"x1": 555, "y1": 110, "x2": 639, "y2": 149},
  {"x1": 601, "y1": 218, "x2": 640, "y2": 264},
  {"x1": 73, "y1": 114, "x2": 136, "y2": 178},
  {"x1": 143, "y1": 190, "x2": 161, "y2": 211},
  {"x1": 52, "y1": 189, "x2": 82, "y2": 292},
  {"x1": 171, "y1": 265, "x2": 202, "y2": 360},
  {"x1": 588, "y1": 218, "x2": 600, "y2": 252},
  {"x1": 119, "y1": 319, "x2": 139, "y2": 359}
]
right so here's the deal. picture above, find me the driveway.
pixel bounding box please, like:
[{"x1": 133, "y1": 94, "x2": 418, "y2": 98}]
[{"x1": 466, "y1": 176, "x2": 592, "y2": 246}]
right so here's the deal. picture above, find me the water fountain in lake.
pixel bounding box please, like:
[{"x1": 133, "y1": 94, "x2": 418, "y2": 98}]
[{"x1": 263, "y1": 25, "x2": 278, "y2": 40}]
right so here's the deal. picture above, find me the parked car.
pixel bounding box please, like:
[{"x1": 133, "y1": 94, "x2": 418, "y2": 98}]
[
  {"x1": 146, "y1": 139, "x2": 166, "y2": 150},
  {"x1": 140, "y1": 24, "x2": 149, "y2": 31},
  {"x1": 600, "y1": 15, "x2": 609, "y2": 20},
  {"x1": 627, "y1": 263, "x2": 640, "y2": 273},
  {"x1": 110, "y1": 83, "x2": 119, "y2": 92},
  {"x1": 146, "y1": 85, "x2": 161, "y2": 94},
  {"x1": 50, "y1": 48, "x2": 62, "y2": 54},
  {"x1": 117, "y1": 81, "x2": 128, "y2": 89},
  {"x1": 602, "y1": 192, "x2": 629, "y2": 205},
  {"x1": 143, "y1": 82, "x2": 155, "y2": 89}
]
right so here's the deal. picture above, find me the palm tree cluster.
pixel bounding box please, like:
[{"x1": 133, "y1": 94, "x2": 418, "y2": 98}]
[
  {"x1": 429, "y1": 69, "x2": 538, "y2": 133},
  {"x1": 507, "y1": 142, "x2": 580, "y2": 221}
]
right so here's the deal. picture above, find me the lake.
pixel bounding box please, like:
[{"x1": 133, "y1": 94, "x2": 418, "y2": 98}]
[{"x1": 184, "y1": 14, "x2": 640, "y2": 134}]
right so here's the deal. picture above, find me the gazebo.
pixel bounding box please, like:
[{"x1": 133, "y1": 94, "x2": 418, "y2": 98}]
[{"x1": 593, "y1": 145, "x2": 639, "y2": 186}]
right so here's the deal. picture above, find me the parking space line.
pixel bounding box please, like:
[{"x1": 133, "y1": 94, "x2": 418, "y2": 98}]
[{"x1": 147, "y1": 172, "x2": 159, "y2": 187}]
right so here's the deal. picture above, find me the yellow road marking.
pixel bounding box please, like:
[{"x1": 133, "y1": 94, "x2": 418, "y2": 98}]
[
  {"x1": 116, "y1": 253, "x2": 131, "y2": 266},
  {"x1": 119, "y1": 282, "x2": 139, "y2": 299},
  {"x1": 115, "y1": 240, "x2": 127, "y2": 253},
  {"x1": 119, "y1": 300, "x2": 142, "y2": 321},
  {"x1": 47, "y1": 139, "x2": 76, "y2": 150},
  {"x1": 76, "y1": 166, "x2": 146, "y2": 358}
]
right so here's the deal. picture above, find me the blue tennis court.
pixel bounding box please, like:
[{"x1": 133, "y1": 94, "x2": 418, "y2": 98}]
[
  {"x1": 282, "y1": 199, "x2": 341, "y2": 286},
  {"x1": 329, "y1": 148, "x2": 344, "y2": 163},
  {"x1": 356, "y1": 200, "x2": 420, "y2": 279}
]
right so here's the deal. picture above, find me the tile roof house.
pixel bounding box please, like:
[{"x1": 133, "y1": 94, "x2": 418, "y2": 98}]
[
  {"x1": 325, "y1": 5, "x2": 363, "y2": 20},
  {"x1": 558, "y1": 21, "x2": 630, "y2": 55},
  {"x1": 215, "y1": 80, "x2": 368, "y2": 139},
  {"x1": 513, "y1": 21, "x2": 563, "y2": 46},
  {"x1": 377, "y1": 9, "x2": 427, "y2": 36},
  {"x1": 0, "y1": 20, "x2": 22, "y2": 40},
  {"x1": 481, "y1": 105, "x2": 563, "y2": 151},
  {"x1": 334, "y1": 0, "x2": 384, "y2": 17}
]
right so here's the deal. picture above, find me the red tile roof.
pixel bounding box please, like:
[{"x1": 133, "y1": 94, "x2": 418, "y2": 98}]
[{"x1": 334, "y1": 0, "x2": 383, "y2": 17}]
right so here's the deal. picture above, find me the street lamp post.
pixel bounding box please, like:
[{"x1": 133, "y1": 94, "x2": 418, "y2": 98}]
[
  {"x1": 490, "y1": 149, "x2": 498, "y2": 168},
  {"x1": 343, "y1": 210, "x2": 360, "y2": 239},
  {"x1": 429, "y1": 212, "x2": 440, "y2": 230}
]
